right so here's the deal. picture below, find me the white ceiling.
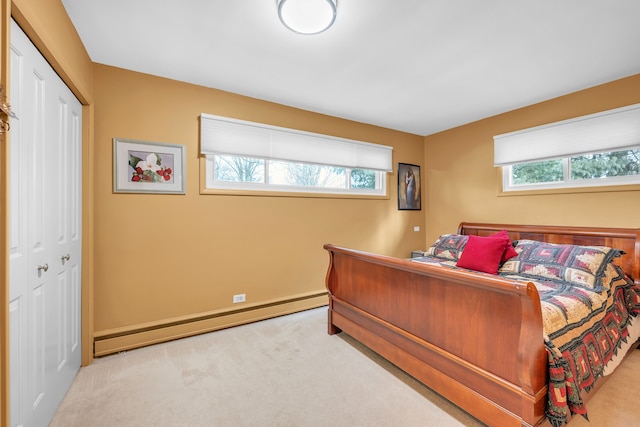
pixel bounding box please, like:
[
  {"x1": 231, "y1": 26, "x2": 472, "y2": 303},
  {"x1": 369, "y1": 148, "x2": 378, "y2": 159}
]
[{"x1": 61, "y1": 0, "x2": 640, "y2": 136}]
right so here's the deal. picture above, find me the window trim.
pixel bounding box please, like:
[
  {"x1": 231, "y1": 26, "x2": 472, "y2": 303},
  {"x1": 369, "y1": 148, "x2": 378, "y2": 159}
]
[
  {"x1": 497, "y1": 174, "x2": 640, "y2": 197},
  {"x1": 199, "y1": 157, "x2": 390, "y2": 199},
  {"x1": 501, "y1": 146, "x2": 640, "y2": 193}
]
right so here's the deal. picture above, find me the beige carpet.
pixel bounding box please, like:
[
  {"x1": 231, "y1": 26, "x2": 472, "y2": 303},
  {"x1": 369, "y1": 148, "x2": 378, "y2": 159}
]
[{"x1": 50, "y1": 307, "x2": 640, "y2": 427}]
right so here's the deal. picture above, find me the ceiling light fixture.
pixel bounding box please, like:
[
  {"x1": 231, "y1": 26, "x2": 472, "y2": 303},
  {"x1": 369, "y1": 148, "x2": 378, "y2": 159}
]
[{"x1": 277, "y1": 0, "x2": 337, "y2": 35}]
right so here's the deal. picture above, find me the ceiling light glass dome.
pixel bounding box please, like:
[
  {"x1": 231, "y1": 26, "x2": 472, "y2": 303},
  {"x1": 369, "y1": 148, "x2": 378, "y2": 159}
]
[{"x1": 277, "y1": 0, "x2": 337, "y2": 35}]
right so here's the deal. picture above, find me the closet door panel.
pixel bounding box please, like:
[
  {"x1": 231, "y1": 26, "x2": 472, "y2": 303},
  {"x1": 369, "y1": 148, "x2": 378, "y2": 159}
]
[
  {"x1": 49, "y1": 83, "x2": 82, "y2": 386},
  {"x1": 28, "y1": 46, "x2": 57, "y2": 427},
  {"x1": 68, "y1": 110, "x2": 82, "y2": 357},
  {"x1": 64, "y1": 83, "x2": 81, "y2": 363},
  {"x1": 28, "y1": 284, "x2": 46, "y2": 418},
  {"x1": 9, "y1": 19, "x2": 82, "y2": 427},
  {"x1": 8, "y1": 300, "x2": 23, "y2": 427},
  {"x1": 8, "y1": 36, "x2": 27, "y2": 427},
  {"x1": 8, "y1": 42, "x2": 26, "y2": 301}
]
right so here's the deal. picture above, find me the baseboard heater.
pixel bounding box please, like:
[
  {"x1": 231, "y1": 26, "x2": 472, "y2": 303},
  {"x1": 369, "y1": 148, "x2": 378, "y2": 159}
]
[{"x1": 94, "y1": 290, "x2": 328, "y2": 357}]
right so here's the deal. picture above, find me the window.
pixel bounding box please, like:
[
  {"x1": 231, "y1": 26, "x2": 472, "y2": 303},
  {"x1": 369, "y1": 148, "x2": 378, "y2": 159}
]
[
  {"x1": 504, "y1": 147, "x2": 640, "y2": 191},
  {"x1": 494, "y1": 103, "x2": 640, "y2": 192},
  {"x1": 206, "y1": 155, "x2": 384, "y2": 194},
  {"x1": 200, "y1": 114, "x2": 391, "y2": 196}
]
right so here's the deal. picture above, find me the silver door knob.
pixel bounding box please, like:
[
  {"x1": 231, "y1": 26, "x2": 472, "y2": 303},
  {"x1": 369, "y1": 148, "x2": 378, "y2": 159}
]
[
  {"x1": 37, "y1": 264, "x2": 49, "y2": 272},
  {"x1": 61, "y1": 254, "x2": 70, "y2": 262}
]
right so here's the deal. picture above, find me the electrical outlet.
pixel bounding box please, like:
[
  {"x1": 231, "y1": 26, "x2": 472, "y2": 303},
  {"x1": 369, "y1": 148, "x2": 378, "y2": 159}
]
[
  {"x1": 233, "y1": 294, "x2": 246, "y2": 304},
  {"x1": 414, "y1": 226, "x2": 420, "y2": 232}
]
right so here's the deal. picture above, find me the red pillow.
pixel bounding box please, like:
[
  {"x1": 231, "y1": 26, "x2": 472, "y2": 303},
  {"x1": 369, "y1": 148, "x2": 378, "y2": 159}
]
[
  {"x1": 456, "y1": 235, "x2": 509, "y2": 274},
  {"x1": 490, "y1": 230, "x2": 518, "y2": 263}
]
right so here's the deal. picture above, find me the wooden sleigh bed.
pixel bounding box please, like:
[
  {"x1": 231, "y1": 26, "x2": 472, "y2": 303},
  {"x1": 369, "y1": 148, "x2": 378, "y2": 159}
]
[{"x1": 324, "y1": 223, "x2": 640, "y2": 427}]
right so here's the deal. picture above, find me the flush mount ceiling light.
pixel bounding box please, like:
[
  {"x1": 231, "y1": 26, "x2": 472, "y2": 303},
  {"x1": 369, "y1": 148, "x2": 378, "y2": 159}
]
[{"x1": 277, "y1": 0, "x2": 337, "y2": 35}]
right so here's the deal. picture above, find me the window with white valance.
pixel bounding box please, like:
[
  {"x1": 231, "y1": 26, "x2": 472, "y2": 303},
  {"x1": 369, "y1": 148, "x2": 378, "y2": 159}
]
[
  {"x1": 494, "y1": 103, "x2": 640, "y2": 166},
  {"x1": 199, "y1": 113, "x2": 393, "y2": 196},
  {"x1": 494, "y1": 104, "x2": 640, "y2": 192},
  {"x1": 200, "y1": 114, "x2": 393, "y2": 171}
]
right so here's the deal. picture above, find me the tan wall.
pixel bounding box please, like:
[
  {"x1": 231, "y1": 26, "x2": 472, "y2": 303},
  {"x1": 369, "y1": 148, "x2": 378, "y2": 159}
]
[
  {"x1": 92, "y1": 64, "x2": 425, "y2": 340},
  {"x1": 423, "y1": 74, "x2": 640, "y2": 243}
]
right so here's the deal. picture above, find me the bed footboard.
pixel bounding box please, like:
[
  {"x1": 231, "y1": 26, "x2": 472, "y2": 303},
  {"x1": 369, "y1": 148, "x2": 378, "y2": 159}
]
[{"x1": 324, "y1": 244, "x2": 548, "y2": 427}]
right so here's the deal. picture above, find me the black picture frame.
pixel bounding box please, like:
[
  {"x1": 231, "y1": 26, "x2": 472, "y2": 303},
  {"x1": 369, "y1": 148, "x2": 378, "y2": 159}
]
[{"x1": 398, "y1": 163, "x2": 421, "y2": 210}]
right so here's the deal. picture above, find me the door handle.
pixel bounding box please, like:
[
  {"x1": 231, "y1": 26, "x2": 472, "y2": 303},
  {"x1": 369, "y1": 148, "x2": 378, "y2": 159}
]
[
  {"x1": 61, "y1": 253, "x2": 70, "y2": 262},
  {"x1": 37, "y1": 263, "x2": 49, "y2": 273}
]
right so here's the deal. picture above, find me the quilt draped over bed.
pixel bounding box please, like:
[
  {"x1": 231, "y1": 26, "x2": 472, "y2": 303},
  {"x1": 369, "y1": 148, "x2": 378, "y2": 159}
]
[
  {"x1": 412, "y1": 256, "x2": 640, "y2": 426},
  {"x1": 525, "y1": 264, "x2": 640, "y2": 426}
]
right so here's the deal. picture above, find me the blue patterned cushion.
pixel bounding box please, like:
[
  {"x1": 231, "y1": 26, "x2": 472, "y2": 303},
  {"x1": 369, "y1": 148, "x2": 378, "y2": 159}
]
[
  {"x1": 425, "y1": 234, "x2": 468, "y2": 261},
  {"x1": 498, "y1": 240, "x2": 622, "y2": 291}
]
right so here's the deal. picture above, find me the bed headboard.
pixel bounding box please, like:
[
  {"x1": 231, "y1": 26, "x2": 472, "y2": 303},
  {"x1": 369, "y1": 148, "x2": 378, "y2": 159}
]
[{"x1": 458, "y1": 222, "x2": 640, "y2": 285}]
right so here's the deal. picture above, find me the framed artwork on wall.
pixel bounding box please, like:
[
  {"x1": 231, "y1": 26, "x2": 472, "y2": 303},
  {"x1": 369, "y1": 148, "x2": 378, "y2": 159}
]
[
  {"x1": 113, "y1": 138, "x2": 186, "y2": 194},
  {"x1": 398, "y1": 162, "x2": 421, "y2": 210}
]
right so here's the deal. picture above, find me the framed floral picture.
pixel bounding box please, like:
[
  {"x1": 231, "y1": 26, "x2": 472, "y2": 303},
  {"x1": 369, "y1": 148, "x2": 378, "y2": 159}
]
[
  {"x1": 113, "y1": 138, "x2": 186, "y2": 194},
  {"x1": 398, "y1": 162, "x2": 421, "y2": 210}
]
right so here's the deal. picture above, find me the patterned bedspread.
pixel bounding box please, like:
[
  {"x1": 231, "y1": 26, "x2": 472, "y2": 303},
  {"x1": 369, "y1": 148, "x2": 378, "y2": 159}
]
[
  {"x1": 412, "y1": 256, "x2": 640, "y2": 426},
  {"x1": 508, "y1": 264, "x2": 640, "y2": 426}
]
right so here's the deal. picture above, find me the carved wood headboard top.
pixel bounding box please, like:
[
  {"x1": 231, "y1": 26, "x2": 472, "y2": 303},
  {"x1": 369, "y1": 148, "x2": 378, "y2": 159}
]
[{"x1": 458, "y1": 222, "x2": 640, "y2": 285}]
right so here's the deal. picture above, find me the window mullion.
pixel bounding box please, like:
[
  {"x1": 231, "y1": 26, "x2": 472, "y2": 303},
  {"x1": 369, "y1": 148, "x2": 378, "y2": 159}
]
[
  {"x1": 264, "y1": 159, "x2": 270, "y2": 185},
  {"x1": 563, "y1": 157, "x2": 570, "y2": 182}
]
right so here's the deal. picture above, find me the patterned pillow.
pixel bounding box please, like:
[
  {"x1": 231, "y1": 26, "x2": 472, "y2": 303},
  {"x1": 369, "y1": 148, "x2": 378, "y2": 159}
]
[
  {"x1": 425, "y1": 234, "x2": 468, "y2": 261},
  {"x1": 498, "y1": 240, "x2": 622, "y2": 290}
]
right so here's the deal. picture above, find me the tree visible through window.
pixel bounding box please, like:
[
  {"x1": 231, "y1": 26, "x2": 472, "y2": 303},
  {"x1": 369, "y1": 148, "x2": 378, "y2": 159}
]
[
  {"x1": 207, "y1": 154, "x2": 384, "y2": 195},
  {"x1": 571, "y1": 150, "x2": 639, "y2": 180},
  {"x1": 215, "y1": 155, "x2": 264, "y2": 182},
  {"x1": 351, "y1": 169, "x2": 376, "y2": 189},
  {"x1": 270, "y1": 161, "x2": 345, "y2": 188},
  {"x1": 505, "y1": 148, "x2": 640, "y2": 190},
  {"x1": 512, "y1": 159, "x2": 563, "y2": 185}
]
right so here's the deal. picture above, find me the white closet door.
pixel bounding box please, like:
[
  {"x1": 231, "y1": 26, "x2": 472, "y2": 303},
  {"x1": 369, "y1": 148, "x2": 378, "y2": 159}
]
[{"x1": 9, "y1": 19, "x2": 82, "y2": 427}]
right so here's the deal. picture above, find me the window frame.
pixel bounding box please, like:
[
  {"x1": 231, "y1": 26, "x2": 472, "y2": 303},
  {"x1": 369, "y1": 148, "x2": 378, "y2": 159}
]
[
  {"x1": 501, "y1": 146, "x2": 640, "y2": 192},
  {"x1": 203, "y1": 155, "x2": 389, "y2": 198},
  {"x1": 494, "y1": 103, "x2": 640, "y2": 194},
  {"x1": 199, "y1": 113, "x2": 392, "y2": 199}
]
